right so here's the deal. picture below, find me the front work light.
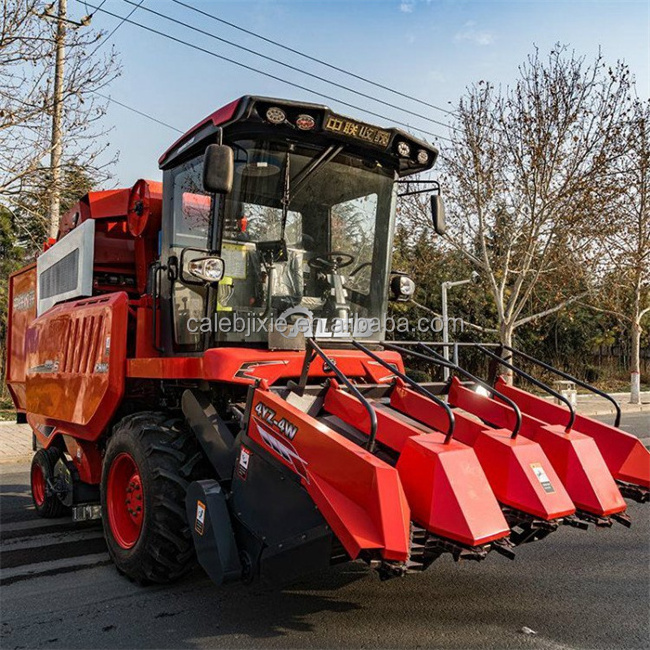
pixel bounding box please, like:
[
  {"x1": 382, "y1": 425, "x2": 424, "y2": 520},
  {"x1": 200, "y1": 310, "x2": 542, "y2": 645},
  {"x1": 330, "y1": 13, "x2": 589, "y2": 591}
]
[
  {"x1": 390, "y1": 274, "x2": 416, "y2": 302},
  {"x1": 188, "y1": 256, "x2": 225, "y2": 283}
]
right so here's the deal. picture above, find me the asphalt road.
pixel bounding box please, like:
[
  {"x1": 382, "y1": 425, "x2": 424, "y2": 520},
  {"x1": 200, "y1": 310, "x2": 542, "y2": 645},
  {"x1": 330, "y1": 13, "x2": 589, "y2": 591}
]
[
  {"x1": 593, "y1": 412, "x2": 649, "y2": 436},
  {"x1": 2, "y1": 455, "x2": 649, "y2": 650}
]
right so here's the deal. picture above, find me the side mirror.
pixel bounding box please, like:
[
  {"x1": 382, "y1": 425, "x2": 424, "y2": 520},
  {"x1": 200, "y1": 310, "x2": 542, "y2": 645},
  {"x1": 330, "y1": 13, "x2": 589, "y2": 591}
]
[
  {"x1": 430, "y1": 195, "x2": 446, "y2": 235},
  {"x1": 203, "y1": 144, "x2": 234, "y2": 194}
]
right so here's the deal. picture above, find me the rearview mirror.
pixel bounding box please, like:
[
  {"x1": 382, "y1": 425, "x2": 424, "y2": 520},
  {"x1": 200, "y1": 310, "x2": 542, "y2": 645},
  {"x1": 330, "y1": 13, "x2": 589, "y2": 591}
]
[
  {"x1": 203, "y1": 144, "x2": 234, "y2": 194},
  {"x1": 431, "y1": 195, "x2": 446, "y2": 235}
]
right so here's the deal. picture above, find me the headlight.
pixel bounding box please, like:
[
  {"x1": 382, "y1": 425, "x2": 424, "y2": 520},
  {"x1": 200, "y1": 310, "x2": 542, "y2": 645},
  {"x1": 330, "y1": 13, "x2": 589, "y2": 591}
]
[
  {"x1": 390, "y1": 274, "x2": 416, "y2": 302},
  {"x1": 188, "y1": 256, "x2": 225, "y2": 283},
  {"x1": 416, "y1": 149, "x2": 429, "y2": 165}
]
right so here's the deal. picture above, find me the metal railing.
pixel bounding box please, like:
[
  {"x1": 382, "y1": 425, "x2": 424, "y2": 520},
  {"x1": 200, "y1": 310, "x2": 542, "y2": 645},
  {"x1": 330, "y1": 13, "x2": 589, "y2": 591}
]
[
  {"x1": 351, "y1": 340, "x2": 456, "y2": 444},
  {"x1": 501, "y1": 345, "x2": 622, "y2": 429},
  {"x1": 300, "y1": 339, "x2": 379, "y2": 453},
  {"x1": 382, "y1": 342, "x2": 523, "y2": 438}
]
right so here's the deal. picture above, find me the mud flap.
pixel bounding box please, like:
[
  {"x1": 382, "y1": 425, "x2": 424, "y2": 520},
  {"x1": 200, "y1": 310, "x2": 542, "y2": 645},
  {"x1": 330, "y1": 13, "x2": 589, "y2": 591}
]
[{"x1": 186, "y1": 480, "x2": 242, "y2": 585}]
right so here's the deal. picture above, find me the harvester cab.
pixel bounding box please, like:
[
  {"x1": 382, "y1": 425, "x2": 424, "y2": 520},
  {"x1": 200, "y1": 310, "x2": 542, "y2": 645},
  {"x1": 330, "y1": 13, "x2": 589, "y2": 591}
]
[
  {"x1": 5, "y1": 96, "x2": 648, "y2": 589},
  {"x1": 155, "y1": 97, "x2": 429, "y2": 354}
]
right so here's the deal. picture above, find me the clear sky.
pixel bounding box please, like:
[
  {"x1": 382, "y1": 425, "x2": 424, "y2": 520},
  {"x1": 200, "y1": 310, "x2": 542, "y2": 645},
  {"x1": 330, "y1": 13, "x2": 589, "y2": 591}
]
[{"x1": 76, "y1": 0, "x2": 650, "y2": 186}]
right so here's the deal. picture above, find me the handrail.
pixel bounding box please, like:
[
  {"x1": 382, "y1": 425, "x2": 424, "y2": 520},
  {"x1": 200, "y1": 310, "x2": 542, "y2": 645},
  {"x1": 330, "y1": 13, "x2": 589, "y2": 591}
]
[
  {"x1": 150, "y1": 262, "x2": 166, "y2": 353},
  {"x1": 418, "y1": 343, "x2": 523, "y2": 439},
  {"x1": 502, "y1": 345, "x2": 622, "y2": 429},
  {"x1": 475, "y1": 345, "x2": 575, "y2": 433},
  {"x1": 305, "y1": 339, "x2": 379, "y2": 453},
  {"x1": 382, "y1": 341, "x2": 523, "y2": 438},
  {"x1": 351, "y1": 340, "x2": 456, "y2": 444}
]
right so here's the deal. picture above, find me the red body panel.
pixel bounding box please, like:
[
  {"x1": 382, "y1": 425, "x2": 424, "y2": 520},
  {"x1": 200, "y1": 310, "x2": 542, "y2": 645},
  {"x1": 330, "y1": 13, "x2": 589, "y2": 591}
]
[
  {"x1": 394, "y1": 380, "x2": 575, "y2": 521},
  {"x1": 247, "y1": 388, "x2": 411, "y2": 561},
  {"x1": 6, "y1": 264, "x2": 37, "y2": 413},
  {"x1": 322, "y1": 383, "x2": 510, "y2": 546},
  {"x1": 127, "y1": 347, "x2": 404, "y2": 385},
  {"x1": 451, "y1": 379, "x2": 626, "y2": 516},
  {"x1": 158, "y1": 99, "x2": 241, "y2": 166},
  {"x1": 494, "y1": 378, "x2": 650, "y2": 489},
  {"x1": 25, "y1": 293, "x2": 129, "y2": 448}
]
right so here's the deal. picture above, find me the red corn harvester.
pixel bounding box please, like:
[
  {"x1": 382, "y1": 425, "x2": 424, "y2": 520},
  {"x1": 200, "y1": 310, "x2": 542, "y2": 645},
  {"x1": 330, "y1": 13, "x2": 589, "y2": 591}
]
[{"x1": 6, "y1": 97, "x2": 648, "y2": 586}]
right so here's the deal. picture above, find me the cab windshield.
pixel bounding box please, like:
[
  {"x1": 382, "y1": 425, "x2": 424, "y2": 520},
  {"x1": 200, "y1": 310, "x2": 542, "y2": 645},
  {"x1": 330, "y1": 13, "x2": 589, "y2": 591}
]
[{"x1": 172, "y1": 138, "x2": 397, "y2": 346}]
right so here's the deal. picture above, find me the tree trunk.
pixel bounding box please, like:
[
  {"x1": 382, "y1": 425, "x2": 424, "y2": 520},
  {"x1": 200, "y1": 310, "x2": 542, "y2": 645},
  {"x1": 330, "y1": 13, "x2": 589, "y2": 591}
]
[
  {"x1": 630, "y1": 318, "x2": 641, "y2": 404},
  {"x1": 499, "y1": 321, "x2": 514, "y2": 385}
]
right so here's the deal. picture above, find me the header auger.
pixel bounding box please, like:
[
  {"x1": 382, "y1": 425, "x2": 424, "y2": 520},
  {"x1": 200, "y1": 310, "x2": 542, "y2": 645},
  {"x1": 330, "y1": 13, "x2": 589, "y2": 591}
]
[{"x1": 5, "y1": 96, "x2": 648, "y2": 588}]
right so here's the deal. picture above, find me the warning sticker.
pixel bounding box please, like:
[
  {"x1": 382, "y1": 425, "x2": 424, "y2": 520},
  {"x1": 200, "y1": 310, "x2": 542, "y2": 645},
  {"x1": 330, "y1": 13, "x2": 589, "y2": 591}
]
[
  {"x1": 221, "y1": 243, "x2": 248, "y2": 279},
  {"x1": 238, "y1": 446, "x2": 251, "y2": 480},
  {"x1": 531, "y1": 463, "x2": 555, "y2": 494},
  {"x1": 195, "y1": 500, "x2": 206, "y2": 535}
]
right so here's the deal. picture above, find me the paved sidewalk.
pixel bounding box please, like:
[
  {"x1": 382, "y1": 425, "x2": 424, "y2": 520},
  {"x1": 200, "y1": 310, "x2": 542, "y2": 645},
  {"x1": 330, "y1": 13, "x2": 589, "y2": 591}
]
[
  {"x1": 0, "y1": 422, "x2": 33, "y2": 464},
  {"x1": 546, "y1": 391, "x2": 650, "y2": 417}
]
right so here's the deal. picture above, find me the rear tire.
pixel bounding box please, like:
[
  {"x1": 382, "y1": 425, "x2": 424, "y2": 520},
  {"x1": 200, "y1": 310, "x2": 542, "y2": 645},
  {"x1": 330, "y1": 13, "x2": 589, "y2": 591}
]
[
  {"x1": 101, "y1": 412, "x2": 205, "y2": 584},
  {"x1": 31, "y1": 448, "x2": 69, "y2": 518}
]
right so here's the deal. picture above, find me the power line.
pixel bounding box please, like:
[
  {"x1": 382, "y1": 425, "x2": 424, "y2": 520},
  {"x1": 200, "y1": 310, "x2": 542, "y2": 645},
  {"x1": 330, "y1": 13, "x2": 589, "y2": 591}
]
[
  {"x1": 120, "y1": 0, "x2": 457, "y2": 134},
  {"x1": 85, "y1": 3, "x2": 453, "y2": 142},
  {"x1": 92, "y1": 90, "x2": 183, "y2": 133},
  {"x1": 85, "y1": 0, "x2": 108, "y2": 15},
  {"x1": 87, "y1": 0, "x2": 145, "y2": 57},
  {"x1": 171, "y1": 0, "x2": 456, "y2": 119}
]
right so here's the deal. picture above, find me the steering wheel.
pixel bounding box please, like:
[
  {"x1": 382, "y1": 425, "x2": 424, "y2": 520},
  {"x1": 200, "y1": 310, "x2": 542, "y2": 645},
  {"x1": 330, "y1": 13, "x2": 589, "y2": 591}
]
[
  {"x1": 308, "y1": 251, "x2": 355, "y2": 272},
  {"x1": 349, "y1": 261, "x2": 372, "y2": 277}
]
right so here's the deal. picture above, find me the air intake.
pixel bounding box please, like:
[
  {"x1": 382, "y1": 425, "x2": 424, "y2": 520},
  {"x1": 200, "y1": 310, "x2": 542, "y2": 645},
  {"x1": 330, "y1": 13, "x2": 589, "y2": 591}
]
[{"x1": 36, "y1": 219, "x2": 95, "y2": 315}]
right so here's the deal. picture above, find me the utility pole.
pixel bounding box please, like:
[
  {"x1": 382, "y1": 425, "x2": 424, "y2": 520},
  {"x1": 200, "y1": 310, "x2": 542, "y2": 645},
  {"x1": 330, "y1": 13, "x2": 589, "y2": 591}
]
[{"x1": 48, "y1": 0, "x2": 67, "y2": 241}]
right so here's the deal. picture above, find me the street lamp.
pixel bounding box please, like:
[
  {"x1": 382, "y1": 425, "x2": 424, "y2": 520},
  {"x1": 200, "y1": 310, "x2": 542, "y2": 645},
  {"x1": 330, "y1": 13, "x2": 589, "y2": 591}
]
[{"x1": 441, "y1": 271, "x2": 480, "y2": 380}]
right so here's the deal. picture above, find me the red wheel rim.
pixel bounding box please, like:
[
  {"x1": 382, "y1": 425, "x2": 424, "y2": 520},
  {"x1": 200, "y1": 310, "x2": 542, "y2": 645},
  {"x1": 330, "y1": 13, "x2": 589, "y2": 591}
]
[
  {"x1": 107, "y1": 452, "x2": 145, "y2": 549},
  {"x1": 31, "y1": 463, "x2": 46, "y2": 506}
]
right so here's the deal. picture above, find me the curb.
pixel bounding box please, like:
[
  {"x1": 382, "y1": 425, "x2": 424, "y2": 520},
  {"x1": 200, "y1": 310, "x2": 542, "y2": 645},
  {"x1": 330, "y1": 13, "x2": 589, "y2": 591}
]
[
  {"x1": 581, "y1": 406, "x2": 650, "y2": 417},
  {"x1": 0, "y1": 455, "x2": 33, "y2": 466}
]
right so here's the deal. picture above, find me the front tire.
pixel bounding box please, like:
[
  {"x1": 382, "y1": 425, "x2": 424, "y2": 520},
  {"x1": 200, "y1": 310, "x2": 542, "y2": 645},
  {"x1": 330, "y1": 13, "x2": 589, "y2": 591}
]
[
  {"x1": 31, "y1": 448, "x2": 69, "y2": 518},
  {"x1": 101, "y1": 412, "x2": 205, "y2": 584}
]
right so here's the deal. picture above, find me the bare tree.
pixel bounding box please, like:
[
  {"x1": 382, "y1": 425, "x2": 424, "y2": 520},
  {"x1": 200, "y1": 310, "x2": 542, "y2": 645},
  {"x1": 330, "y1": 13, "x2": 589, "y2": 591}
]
[
  {"x1": 587, "y1": 98, "x2": 650, "y2": 403},
  {"x1": 434, "y1": 46, "x2": 632, "y2": 379},
  {"x1": 0, "y1": 0, "x2": 120, "y2": 238},
  {"x1": 0, "y1": 1, "x2": 52, "y2": 200}
]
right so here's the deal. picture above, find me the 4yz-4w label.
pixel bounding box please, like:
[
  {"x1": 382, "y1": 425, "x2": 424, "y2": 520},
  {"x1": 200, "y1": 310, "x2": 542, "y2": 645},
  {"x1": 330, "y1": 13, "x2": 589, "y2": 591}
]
[{"x1": 254, "y1": 402, "x2": 298, "y2": 440}]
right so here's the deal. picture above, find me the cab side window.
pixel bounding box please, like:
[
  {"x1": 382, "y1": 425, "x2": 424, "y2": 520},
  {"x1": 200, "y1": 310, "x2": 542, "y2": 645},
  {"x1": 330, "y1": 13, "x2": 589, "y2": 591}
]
[{"x1": 172, "y1": 159, "x2": 211, "y2": 249}]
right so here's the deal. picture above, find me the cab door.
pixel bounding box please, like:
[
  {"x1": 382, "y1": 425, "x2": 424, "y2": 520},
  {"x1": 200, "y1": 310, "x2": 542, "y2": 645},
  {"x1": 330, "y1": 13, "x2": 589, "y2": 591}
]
[{"x1": 160, "y1": 157, "x2": 213, "y2": 353}]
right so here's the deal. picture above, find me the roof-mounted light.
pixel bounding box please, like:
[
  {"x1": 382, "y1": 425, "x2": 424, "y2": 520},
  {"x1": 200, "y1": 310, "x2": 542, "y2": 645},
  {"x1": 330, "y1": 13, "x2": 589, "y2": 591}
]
[
  {"x1": 265, "y1": 106, "x2": 286, "y2": 124},
  {"x1": 296, "y1": 114, "x2": 315, "y2": 130},
  {"x1": 397, "y1": 141, "x2": 411, "y2": 158},
  {"x1": 417, "y1": 149, "x2": 429, "y2": 165}
]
